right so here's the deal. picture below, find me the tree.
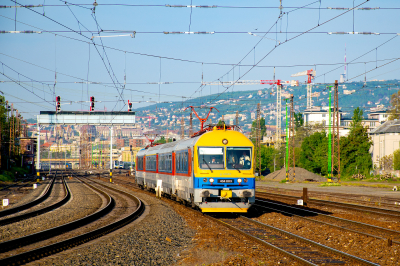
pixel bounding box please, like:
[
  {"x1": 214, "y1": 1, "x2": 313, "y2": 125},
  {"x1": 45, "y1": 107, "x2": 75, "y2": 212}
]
[
  {"x1": 154, "y1": 136, "x2": 166, "y2": 144},
  {"x1": 393, "y1": 149, "x2": 400, "y2": 170},
  {"x1": 340, "y1": 108, "x2": 373, "y2": 177},
  {"x1": 299, "y1": 131, "x2": 329, "y2": 175},
  {"x1": 260, "y1": 146, "x2": 283, "y2": 173},
  {"x1": 388, "y1": 90, "x2": 400, "y2": 120},
  {"x1": 350, "y1": 107, "x2": 363, "y2": 129},
  {"x1": 294, "y1": 112, "x2": 304, "y2": 130}
]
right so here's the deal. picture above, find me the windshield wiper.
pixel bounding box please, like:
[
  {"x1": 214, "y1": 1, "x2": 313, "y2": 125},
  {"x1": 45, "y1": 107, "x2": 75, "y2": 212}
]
[
  {"x1": 232, "y1": 164, "x2": 241, "y2": 173},
  {"x1": 203, "y1": 159, "x2": 213, "y2": 173}
]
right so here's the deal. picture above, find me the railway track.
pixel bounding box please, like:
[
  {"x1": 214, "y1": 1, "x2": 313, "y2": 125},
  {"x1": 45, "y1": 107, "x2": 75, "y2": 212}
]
[
  {"x1": 0, "y1": 171, "x2": 145, "y2": 266},
  {"x1": 256, "y1": 191, "x2": 400, "y2": 220},
  {"x1": 255, "y1": 197, "x2": 400, "y2": 245},
  {"x1": 106, "y1": 174, "x2": 381, "y2": 265},
  {"x1": 0, "y1": 175, "x2": 55, "y2": 218},
  {"x1": 210, "y1": 215, "x2": 378, "y2": 265},
  {"x1": 0, "y1": 174, "x2": 70, "y2": 226},
  {"x1": 257, "y1": 187, "x2": 400, "y2": 211}
]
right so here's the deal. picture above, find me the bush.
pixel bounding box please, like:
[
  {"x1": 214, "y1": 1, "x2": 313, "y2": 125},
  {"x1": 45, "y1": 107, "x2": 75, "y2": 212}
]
[{"x1": 394, "y1": 149, "x2": 400, "y2": 170}]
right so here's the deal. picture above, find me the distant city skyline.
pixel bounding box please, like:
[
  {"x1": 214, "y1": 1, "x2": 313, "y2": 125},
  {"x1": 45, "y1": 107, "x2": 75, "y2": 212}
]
[{"x1": 1, "y1": 0, "x2": 400, "y2": 119}]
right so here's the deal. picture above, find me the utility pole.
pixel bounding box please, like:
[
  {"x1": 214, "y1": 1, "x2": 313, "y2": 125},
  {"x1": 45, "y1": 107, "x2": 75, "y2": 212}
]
[
  {"x1": 328, "y1": 86, "x2": 332, "y2": 183},
  {"x1": 276, "y1": 84, "x2": 282, "y2": 148},
  {"x1": 285, "y1": 99, "x2": 289, "y2": 182},
  {"x1": 332, "y1": 80, "x2": 341, "y2": 182},
  {"x1": 9, "y1": 104, "x2": 13, "y2": 163},
  {"x1": 180, "y1": 117, "x2": 184, "y2": 139},
  {"x1": 288, "y1": 94, "x2": 295, "y2": 181},
  {"x1": 235, "y1": 111, "x2": 239, "y2": 128},
  {"x1": 189, "y1": 111, "x2": 193, "y2": 136},
  {"x1": 256, "y1": 103, "x2": 261, "y2": 178}
]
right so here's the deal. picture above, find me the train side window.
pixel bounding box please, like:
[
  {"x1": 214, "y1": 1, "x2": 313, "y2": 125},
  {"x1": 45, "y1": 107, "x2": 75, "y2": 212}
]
[{"x1": 184, "y1": 152, "x2": 188, "y2": 172}]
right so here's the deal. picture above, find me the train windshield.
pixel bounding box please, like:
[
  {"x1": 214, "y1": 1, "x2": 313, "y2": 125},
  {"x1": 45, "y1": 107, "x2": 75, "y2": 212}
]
[
  {"x1": 226, "y1": 147, "x2": 252, "y2": 170},
  {"x1": 198, "y1": 147, "x2": 224, "y2": 169}
]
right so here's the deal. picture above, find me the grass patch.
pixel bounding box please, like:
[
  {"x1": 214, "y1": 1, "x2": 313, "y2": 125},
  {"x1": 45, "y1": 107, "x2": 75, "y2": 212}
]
[
  {"x1": 0, "y1": 166, "x2": 30, "y2": 182},
  {"x1": 340, "y1": 182, "x2": 393, "y2": 188},
  {"x1": 319, "y1": 182, "x2": 341, "y2": 187}
]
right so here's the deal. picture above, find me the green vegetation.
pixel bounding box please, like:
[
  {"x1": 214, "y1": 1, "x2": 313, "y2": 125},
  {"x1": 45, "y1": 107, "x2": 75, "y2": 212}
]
[
  {"x1": 254, "y1": 107, "x2": 373, "y2": 180},
  {"x1": 394, "y1": 149, "x2": 400, "y2": 170},
  {"x1": 0, "y1": 166, "x2": 30, "y2": 182},
  {"x1": 319, "y1": 182, "x2": 341, "y2": 187},
  {"x1": 388, "y1": 89, "x2": 400, "y2": 120},
  {"x1": 340, "y1": 107, "x2": 373, "y2": 177}
]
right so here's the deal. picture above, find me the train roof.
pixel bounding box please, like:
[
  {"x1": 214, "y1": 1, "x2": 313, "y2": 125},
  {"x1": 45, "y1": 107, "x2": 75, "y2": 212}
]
[{"x1": 137, "y1": 127, "x2": 252, "y2": 156}]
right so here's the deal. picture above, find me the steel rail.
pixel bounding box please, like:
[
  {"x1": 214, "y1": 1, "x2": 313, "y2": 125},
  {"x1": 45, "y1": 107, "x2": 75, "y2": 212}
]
[
  {"x1": 0, "y1": 175, "x2": 71, "y2": 226},
  {"x1": 0, "y1": 172, "x2": 145, "y2": 266},
  {"x1": 0, "y1": 177, "x2": 113, "y2": 253},
  {"x1": 256, "y1": 191, "x2": 400, "y2": 218},
  {"x1": 254, "y1": 199, "x2": 400, "y2": 245},
  {"x1": 0, "y1": 176, "x2": 56, "y2": 218},
  {"x1": 257, "y1": 187, "x2": 400, "y2": 210},
  {"x1": 207, "y1": 215, "x2": 318, "y2": 265},
  {"x1": 107, "y1": 174, "x2": 380, "y2": 265},
  {"x1": 240, "y1": 216, "x2": 379, "y2": 266}
]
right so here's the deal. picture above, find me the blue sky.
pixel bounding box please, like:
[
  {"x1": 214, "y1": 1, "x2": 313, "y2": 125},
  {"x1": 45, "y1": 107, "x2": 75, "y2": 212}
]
[{"x1": 1, "y1": 0, "x2": 399, "y2": 119}]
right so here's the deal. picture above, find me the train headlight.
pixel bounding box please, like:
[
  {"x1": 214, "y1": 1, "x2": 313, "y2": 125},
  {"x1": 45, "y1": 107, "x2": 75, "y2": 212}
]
[
  {"x1": 244, "y1": 178, "x2": 248, "y2": 183},
  {"x1": 203, "y1": 178, "x2": 207, "y2": 182},
  {"x1": 209, "y1": 178, "x2": 214, "y2": 183},
  {"x1": 237, "y1": 178, "x2": 242, "y2": 183},
  {"x1": 222, "y1": 139, "x2": 228, "y2": 145}
]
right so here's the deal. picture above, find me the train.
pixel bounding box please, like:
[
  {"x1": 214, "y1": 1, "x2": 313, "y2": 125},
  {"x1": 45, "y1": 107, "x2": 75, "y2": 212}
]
[
  {"x1": 114, "y1": 160, "x2": 133, "y2": 170},
  {"x1": 135, "y1": 125, "x2": 255, "y2": 213}
]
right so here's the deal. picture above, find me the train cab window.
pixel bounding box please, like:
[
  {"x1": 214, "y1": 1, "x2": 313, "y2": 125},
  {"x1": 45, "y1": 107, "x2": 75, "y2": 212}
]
[
  {"x1": 226, "y1": 147, "x2": 252, "y2": 170},
  {"x1": 198, "y1": 147, "x2": 224, "y2": 169}
]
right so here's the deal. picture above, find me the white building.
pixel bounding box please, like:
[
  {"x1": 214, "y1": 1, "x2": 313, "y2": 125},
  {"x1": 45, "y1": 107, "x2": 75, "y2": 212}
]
[
  {"x1": 368, "y1": 105, "x2": 390, "y2": 124},
  {"x1": 303, "y1": 107, "x2": 342, "y2": 127},
  {"x1": 369, "y1": 119, "x2": 400, "y2": 167}
]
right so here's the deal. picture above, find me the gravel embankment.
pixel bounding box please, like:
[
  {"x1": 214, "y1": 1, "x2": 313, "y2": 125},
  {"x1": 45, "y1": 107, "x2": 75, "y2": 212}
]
[
  {"x1": 253, "y1": 210, "x2": 400, "y2": 265},
  {"x1": 0, "y1": 178, "x2": 103, "y2": 243},
  {"x1": 0, "y1": 178, "x2": 51, "y2": 209},
  {"x1": 265, "y1": 167, "x2": 325, "y2": 182},
  {"x1": 0, "y1": 178, "x2": 65, "y2": 220},
  {"x1": 99, "y1": 175, "x2": 299, "y2": 265},
  {"x1": 36, "y1": 178, "x2": 196, "y2": 266}
]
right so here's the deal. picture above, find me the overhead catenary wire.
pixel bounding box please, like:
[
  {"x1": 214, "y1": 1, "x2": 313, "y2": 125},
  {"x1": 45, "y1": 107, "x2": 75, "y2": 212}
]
[
  {"x1": 1, "y1": 13, "x2": 397, "y2": 70},
  {"x1": 206, "y1": 0, "x2": 370, "y2": 107}
]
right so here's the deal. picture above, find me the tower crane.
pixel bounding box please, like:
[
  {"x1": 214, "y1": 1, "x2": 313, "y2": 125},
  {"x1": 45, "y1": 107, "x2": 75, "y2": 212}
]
[{"x1": 291, "y1": 69, "x2": 316, "y2": 109}]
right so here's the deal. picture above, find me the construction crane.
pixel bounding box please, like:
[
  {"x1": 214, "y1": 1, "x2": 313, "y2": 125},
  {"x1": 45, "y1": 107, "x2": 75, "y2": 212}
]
[{"x1": 291, "y1": 69, "x2": 316, "y2": 109}]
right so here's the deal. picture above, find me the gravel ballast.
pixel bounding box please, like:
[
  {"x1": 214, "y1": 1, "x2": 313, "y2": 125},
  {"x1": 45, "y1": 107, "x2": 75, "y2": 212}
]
[
  {"x1": 36, "y1": 178, "x2": 196, "y2": 266},
  {"x1": 0, "y1": 178, "x2": 103, "y2": 243}
]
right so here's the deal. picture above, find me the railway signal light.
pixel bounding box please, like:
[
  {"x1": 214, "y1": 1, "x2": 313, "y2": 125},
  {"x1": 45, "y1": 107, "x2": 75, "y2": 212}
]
[
  {"x1": 130, "y1": 145, "x2": 132, "y2": 151},
  {"x1": 56, "y1": 96, "x2": 61, "y2": 112},
  {"x1": 90, "y1": 96, "x2": 95, "y2": 111},
  {"x1": 128, "y1": 100, "x2": 132, "y2": 111}
]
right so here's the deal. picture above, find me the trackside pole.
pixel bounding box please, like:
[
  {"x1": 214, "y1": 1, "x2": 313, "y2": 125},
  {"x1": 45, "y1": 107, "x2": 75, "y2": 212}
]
[
  {"x1": 303, "y1": 188, "x2": 308, "y2": 206},
  {"x1": 328, "y1": 87, "x2": 332, "y2": 182},
  {"x1": 36, "y1": 120, "x2": 40, "y2": 178},
  {"x1": 110, "y1": 126, "x2": 113, "y2": 182}
]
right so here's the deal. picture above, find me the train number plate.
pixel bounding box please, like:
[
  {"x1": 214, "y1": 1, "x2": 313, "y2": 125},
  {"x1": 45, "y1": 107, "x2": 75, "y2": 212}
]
[{"x1": 218, "y1": 179, "x2": 234, "y2": 183}]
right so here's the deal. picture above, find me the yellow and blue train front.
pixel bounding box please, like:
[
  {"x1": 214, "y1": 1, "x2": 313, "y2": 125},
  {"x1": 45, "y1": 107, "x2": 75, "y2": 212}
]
[{"x1": 194, "y1": 177, "x2": 255, "y2": 212}]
